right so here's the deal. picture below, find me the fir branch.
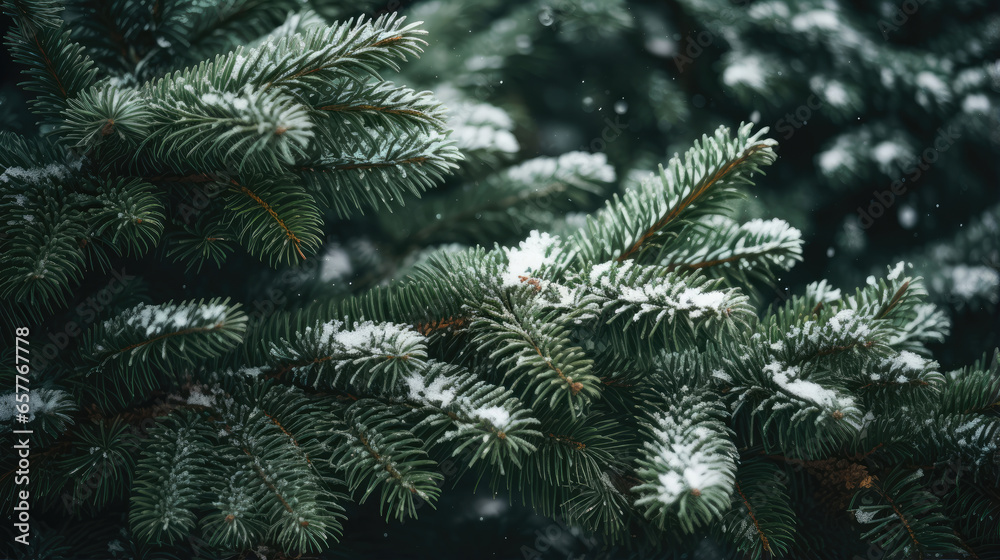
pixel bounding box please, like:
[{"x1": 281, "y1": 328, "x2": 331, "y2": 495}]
[
  {"x1": 225, "y1": 177, "x2": 323, "y2": 265},
  {"x1": 295, "y1": 129, "x2": 462, "y2": 217},
  {"x1": 633, "y1": 388, "x2": 738, "y2": 533},
  {"x1": 327, "y1": 401, "x2": 443, "y2": 520},
  {"x1": 564, "y1": 123, "x2": 777, "y2": 267},
  {"x1": 850, "y1": 467, "x2": 962, "y2": 559},
  {"x1": 2, "y1": 0, "x2": 98, "y2": 129},
  {"x1": 267, "y1": 318, "x2": 428, "y2": 393}
]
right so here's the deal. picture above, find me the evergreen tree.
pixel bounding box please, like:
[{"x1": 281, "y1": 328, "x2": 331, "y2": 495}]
[{"x1": 1, "y1": 1, "x2": 998, "y2": 559}]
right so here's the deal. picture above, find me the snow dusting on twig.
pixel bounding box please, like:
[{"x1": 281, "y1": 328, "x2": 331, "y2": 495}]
[{"x1": 502, "y1": 231, "x2": 560, "y2": 287}]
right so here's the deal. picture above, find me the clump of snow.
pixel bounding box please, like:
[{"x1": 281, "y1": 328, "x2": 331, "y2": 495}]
[
  {"x1": 547, "y1": 282, "x2": 579, "y2": 308},
  {"x1": 791, "y1": 10, "x2": 842, "y2": 32},
  {"x1": 748, "y1": 1, "x2": 791, "y2": 20},
  {"x1": 855, "y1": 508, "x2": 877, "y2": 524},
  {"x1": 818, "y1": 145, "x2": 852, "y2": 173},
  {"x1": 764, "y1": 361, "x2": 854, "y2": 410},
  {"x1": 122, "y1": 301, "x2": 231, "y2": 337},
  {"x1": 0, "y1": 389, "x2": 69, "y2": 422},
  {"x1": 871, "y1": 141, "x2": 906, "y2": 168},
  {"x1": 230, "y1": 366, "x2": 265, "y2": 378},
  {"x1": 0, "y1": 392, "x2": 20, "y2": 422},
  {"x1": 711, "y1": 369, "x2": 733, "y2": 383},
  {"x1": 316, "y1": 320, "x2": 424, "y2": 354},
  {"x1": 874, "y1": 351, "x2": 931, "y2": 383},
  {"x1": 4, "y1": 193, "x2": 27, "y2": 206},
  {"x1": 824, "y1": 82, "x2": 849, "y2": 106},
  {"x1": 404, "y1": 373, "x2": 456, "y2": 408},
  {"x1": 505, "y1": 152, "x2": 615, "y2": 186},
  {"x1": 457, "y1": 102, "x2": 514, "y2": 129},
  {"x1": 502, "y1": 231, "x2": 559, "y2": 287},
  {"x1": 451, "y1": 125, "x2": 519, "y2": 154},
  {"x1": 474, "y1": 406, "x2": 510, "y2": 428},
  {"x1": 915, "y1": 72, "x2": 951, "y2": 104},
  {"x1": 888, "y1": 351, "x2": 927, "y2": 373},
  {"x1": 962, "y1": 94, "x2": 990, "y2": 114},
  {"x1": 824, "y1": 309, "x2": 869, "y2": 338},
  {"x1": 186, "y1": 388, "x2": 215, "y2": 407},
  {"x1": 589, "y1": 261, "x2": 615, "y2": 285},
  {"x1": 886, "y1": 261, "x2": 906, "y2": 281},
  {"x1": 741, "y1": 218, "x2": 791, "y2": 238},
  {"x1": 199, "y1": 90, "x2": 252, "y2": 112},
  {"x1": 403, "y1": 370, "x2": 512, "y2": 430},
  {"x1": 587, "y1": 261, "x2": 731, "y2": 322},
  {"x1": 438, "y1": 93, "x2": 520, "y2": 154},
  {"x1": 619, "y1": 284, "x2": 728, "y2": 320},
  {"x1": 639, "y1": 411, "x2": 735, "y2": 507},
  {"x1": 946, "y1": 265, "x2": 1000, "y2": 300},
  {"x1": 320, "y1": 244, "x2": 353, "y2": 282},
  {"x1": 722, "y1": 56, "x2": 767, "y2": 89}
]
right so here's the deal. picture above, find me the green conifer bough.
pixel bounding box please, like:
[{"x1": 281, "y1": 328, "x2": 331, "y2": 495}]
[{"x1": 0, "y1": 1, "x2": 998, "y2": 559}]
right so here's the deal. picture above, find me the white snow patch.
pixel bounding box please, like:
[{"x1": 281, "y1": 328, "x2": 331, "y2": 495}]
[
  {"x1": 915, "y1": 72, "x2": 951, "y2": 103},
  {"x1": 885, "y1": 351, "x2": 927, "y2": 374},
  {"x1": 818, "y1": 146, "x2": 851, "y2": 173},
  {"x1": 186, "y1": 388, "x2": 215, "y2": 407},
  {"x1": 872, "y1": 141, "x2": 905, "y2": 167},
  {"x1": 0, "y1": 160, "x2": 83, "y2": 185},
  {"x1": 318, "y1": 320, "x2": 423, "y2": 353},
  {"x1": 855, "y1": 508, "x2": 877, "y2": 524},
  {"x1": 947, "y1": 265, "x2": 1000, "y2": 299},
  {"x1": 320, "y1": 244, "x2": 353, "y2": 282},
  {"x1": 404, "y1": 373, "x2": 456, "y2": 408},
  {"x1": 886, "y1": 261, "x2": 906, "y2": 281},
  {"x1": 502, "y1": 231, "x2": 559, "y2": 287},
  {"x1": 123, "y1": 301, "x2": 229, "y2": 338},
  {"x1": 791, "y1": 10, "x2": 841, "y2": 32},
  {"x1": 764, "y1": 361, "x2": 853, "y2": 409},
  {"x1": 824, "y1": 82, "x2": 849, "y2": 106},
  {"x1": 722, "y1": 56, "x2": 767, "y2": 89},
  {"x1": 474, "y1": 405, "x2": 510, "y2": 428},
  {"x1": 962, "y1": 94, "x2": 990, "y2": 114}
]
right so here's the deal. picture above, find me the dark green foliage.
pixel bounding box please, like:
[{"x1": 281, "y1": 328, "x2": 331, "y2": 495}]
[{"x1": 0, "y1": 2, "x2": 997, "y2": 559}]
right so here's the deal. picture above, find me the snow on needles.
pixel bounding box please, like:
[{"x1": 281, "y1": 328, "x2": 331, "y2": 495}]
[
  {"x1": 0, "y1": 160, "x2": 83, "y2": 186},
  {"x1": 316, "y1": 320, "x2": 423, "y2": 355},
  {"x1": 403, "y1": 371, "x2": 511, "y2": 430},
  {"x1": 763, "y1": 361, "x2": 855, "y2": 412},
  {"x1": 504, "y1": 152, "x2": 616, "y2": 185},
  {"x1": 588, "y1": 261, "x2": 731, "y2": 321},
  {"x1": 639, "y1": 410, "x2": 736, "y2": 507},
  {"x1": 122, "y1": 301, "x2": 230, "y2": 338},
  {"x1": 723, "y1": 55, "x2": 767, "y2": 89},
  {"x1": 502, "y1": 231, "x2": 559, "y2": 287},
  {"x1": 0, "y1": 388, "x2": 71, "y2": 422}
]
